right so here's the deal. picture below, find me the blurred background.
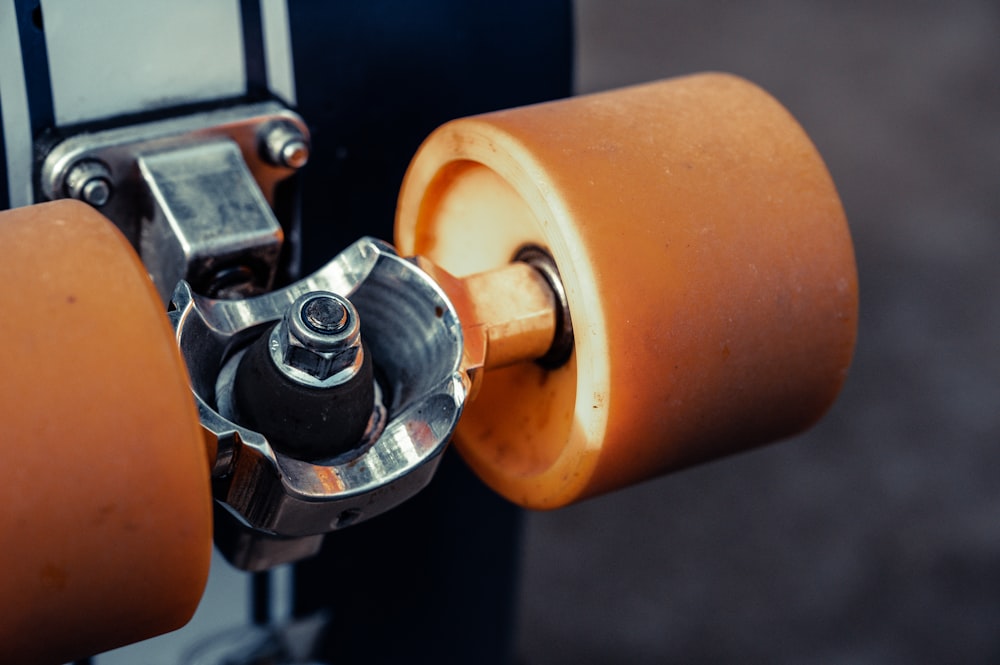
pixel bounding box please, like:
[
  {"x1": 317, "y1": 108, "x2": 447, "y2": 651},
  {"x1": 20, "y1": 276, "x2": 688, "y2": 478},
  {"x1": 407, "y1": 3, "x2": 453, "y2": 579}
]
[{"x1": 517, "y1": 1, "x2": 1000, "y2": 662}]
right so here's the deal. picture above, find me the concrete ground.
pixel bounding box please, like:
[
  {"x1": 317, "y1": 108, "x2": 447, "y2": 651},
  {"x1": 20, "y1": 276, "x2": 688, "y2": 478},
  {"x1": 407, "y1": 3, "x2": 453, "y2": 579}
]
[{"x1": 516, "y1": 1, "x2": 1000, "y2": 663}]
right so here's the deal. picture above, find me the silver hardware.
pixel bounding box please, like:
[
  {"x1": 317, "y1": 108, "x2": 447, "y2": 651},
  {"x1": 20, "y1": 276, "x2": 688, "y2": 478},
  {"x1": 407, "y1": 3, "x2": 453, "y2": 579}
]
[
  {"x1": 64, "y1": 159, "x2": 113, "y2": 207},
  {"x1": 39, "y1": 102, "x2": 306, "y2": 302},
  {"x1": 261, "y1": 121, "x2": 310, "y2": 169},
  {"x1": 271, "y1": 292, "x2": 364, "y2": 387},
  {"x1": 514, "y1": 245, "x2": 574, "y2": 368},
  {"x1": 170, "y1": 237, "x2": 467, "y2": 569},
  {"x1": 301, "y1": 294, "x2": 347, "y2": 334},
  {"x1": 138, "y1": 139, "x2": 283, "y2": 302}
]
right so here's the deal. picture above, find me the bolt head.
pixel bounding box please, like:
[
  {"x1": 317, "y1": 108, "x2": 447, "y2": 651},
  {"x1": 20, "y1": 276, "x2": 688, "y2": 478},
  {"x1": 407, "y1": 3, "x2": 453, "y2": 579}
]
[
  {"x1": 262, "y1": 122, "x2": 310, "y2": 170},
  {"x1": 64, "y1": 160, "x2": 113, "y2": 207},
  {"x1": 271, "y1": 291, "x2": 363, "y2": 385},
  {"x1": 81, "y1": 178, "x2": 111, "y2": 207},
  {"x1": 281, "y1": 139, "x2": 310, "y2": 169}
]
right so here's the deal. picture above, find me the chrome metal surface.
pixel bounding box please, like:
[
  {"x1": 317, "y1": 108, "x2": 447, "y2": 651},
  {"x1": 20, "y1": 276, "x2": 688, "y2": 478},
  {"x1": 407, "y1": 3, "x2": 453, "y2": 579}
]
[
  {"x1": 301, "y1": 294, "x2": 347, "y2": 333},
  {"x1": 514, "y1": 245, "x2": 575, "y2": 369},
  {"x1": 213, "y1": 503, "x2": 326, "y2": 573},
  {"x1": 271, "y1": 291, "x2": 364, "y2": 387},
  {"x1": 39, "y1": 102, "x2": 306, "y2": 299},
  {"x1": 138, "y1": 140, "x2": 283, "y2": 302},
  {"x1": 64, "y1": 159, "x2": 112, "y2": 207},
  {"x1": 260, "y1": 121, "x2": 310, "y2": 169},
  {"x1": 170, "y1": 237, "x2": 467, "y2": 567}
]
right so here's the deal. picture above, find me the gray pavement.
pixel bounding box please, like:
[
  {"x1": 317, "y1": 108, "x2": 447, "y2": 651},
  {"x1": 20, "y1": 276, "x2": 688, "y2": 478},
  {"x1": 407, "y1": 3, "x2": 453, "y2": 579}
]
[{"x1": 517, "y1": 2, "x2": 1000, "y2": 662}]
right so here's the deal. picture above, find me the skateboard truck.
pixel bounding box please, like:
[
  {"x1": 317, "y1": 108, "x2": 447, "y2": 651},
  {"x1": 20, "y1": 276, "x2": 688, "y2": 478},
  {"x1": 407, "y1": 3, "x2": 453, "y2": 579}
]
[
  {"x1": 39, "y1": 102, "x2": 304, "y2": 302},
  {"x1": 171, "y1": 237, "x2": 572, "y2": 570},
  {"x1": 171, "y1": 238, "x2": 463, "y2": 569},
  {"x1": 39, "y1": 98, "x2": 577, "y2": 570}
]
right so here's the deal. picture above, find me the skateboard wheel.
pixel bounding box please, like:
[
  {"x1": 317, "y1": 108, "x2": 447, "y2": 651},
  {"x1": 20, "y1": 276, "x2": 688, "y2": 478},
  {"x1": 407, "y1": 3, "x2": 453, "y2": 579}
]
[
  {"x1": 0, "y1": 201, "x2": 212, "y2": 663},
  {"x1": 396, "y1": 73, "x2": 858, "y2": 508}
]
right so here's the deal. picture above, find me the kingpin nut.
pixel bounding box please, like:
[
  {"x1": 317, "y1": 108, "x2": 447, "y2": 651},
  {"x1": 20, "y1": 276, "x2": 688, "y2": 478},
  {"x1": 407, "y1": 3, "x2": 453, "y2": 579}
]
[{"x1": 270, "y1": 291, "x2": 363, "y2": 387}]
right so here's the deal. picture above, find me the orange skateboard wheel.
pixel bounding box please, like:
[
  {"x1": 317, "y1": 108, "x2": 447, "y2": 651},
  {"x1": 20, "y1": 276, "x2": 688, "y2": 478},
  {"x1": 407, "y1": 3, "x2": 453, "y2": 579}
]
[
  {"x1": 0, "y1": 201, "x2": 213, "y2": 664},
  {"x1": 396, "y1": 73, "x2": 858, "y2": 509}
]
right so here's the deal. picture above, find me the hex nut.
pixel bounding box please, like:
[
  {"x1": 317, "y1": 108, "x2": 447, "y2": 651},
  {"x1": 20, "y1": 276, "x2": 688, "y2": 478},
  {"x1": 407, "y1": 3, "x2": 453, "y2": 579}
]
[
  {"x1": 280, "y1": 328, "x2": 362, "y2": 381},
  {"x1": 270, "y1": 292, "x2": 363, "y2": 386}
]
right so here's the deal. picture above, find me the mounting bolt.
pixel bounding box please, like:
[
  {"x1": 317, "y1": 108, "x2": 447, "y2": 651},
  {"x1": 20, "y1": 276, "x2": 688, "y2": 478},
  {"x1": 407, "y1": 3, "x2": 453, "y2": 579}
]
[
  {"x1": 271, "y1": 291, "x2": 362, "y2": 385},
  {"x1": 261, "y1": 122, "x2": 310, "y2": 169},
  {"x1": 64, "y1": 160, "x2": 112, "y2": 207}
]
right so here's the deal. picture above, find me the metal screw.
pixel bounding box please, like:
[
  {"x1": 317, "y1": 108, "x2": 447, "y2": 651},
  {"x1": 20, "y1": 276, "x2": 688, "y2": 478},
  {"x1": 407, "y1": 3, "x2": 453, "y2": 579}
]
[
  {"x1": 270, "y1": 291, "x2": 363, "y2": 385},
  {"x1": 261, "y1": 122, "x2": 310, "y2": 169},
  {"x1": 64, "y1": 160, "x2": 113, "y2": 207}
]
